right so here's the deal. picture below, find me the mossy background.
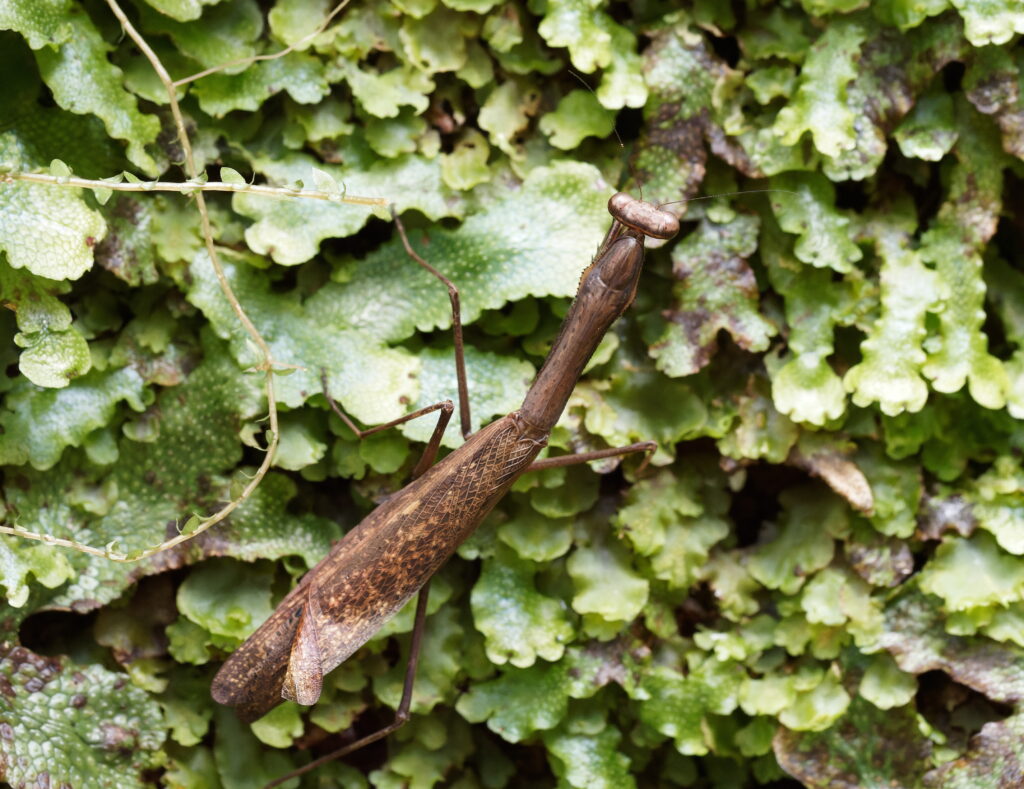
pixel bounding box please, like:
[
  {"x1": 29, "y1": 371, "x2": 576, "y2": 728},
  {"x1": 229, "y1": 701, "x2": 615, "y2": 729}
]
[{"x1": 2, "y1": 0, "x2": 1024, "y2": 786}]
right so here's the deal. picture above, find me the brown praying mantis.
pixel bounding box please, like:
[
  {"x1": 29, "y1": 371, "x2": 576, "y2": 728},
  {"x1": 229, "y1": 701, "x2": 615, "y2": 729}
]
[{"x1": 211, "y1": 191, "x2": 681, "y2": 785}]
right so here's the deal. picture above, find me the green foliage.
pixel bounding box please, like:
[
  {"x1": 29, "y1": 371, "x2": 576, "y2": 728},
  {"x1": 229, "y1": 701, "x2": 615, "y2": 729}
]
[
  {"x1": 0, "y1": 256, "x2": 93, "y2": 387},
  {"x1": 471, "y1": 544, "x2": 576, "y2": 667},
  {"x1": 17, "y1": 7, "x2": 163, "y2": 175},
  {"x1": 748, "y1": 488, "x2": 846, "y2": 594},
  {"x1": 0, "y1": 645, "x2": 165, "y2": 787},
  {"x1": 634, "y1": 658, "x2": 744, "y2": 754},
  {"x1": 773, "y1": 18, "x2": 866, "y2": 160},
  {"x1": 2, "y1": 1, "x2": 1024, "y2": 787},
  {"x1": 0, "y1": 367, "x2": 147, "y2": 469},
  {"x1": 539, "y1": 89, "x2": 617, "y2": 149},
  {"x1": 650, "y1": 213, "x2": 776, "y2": 377},
  {"x1": 776, "y1": 695, "x2": 932, "y2": 787},
  {"x1": 544, "y1": 721, "x2": 635, "y2": 789},
  {"x1": 0, "y1": 142, "x2": 107, "y2": 281}
]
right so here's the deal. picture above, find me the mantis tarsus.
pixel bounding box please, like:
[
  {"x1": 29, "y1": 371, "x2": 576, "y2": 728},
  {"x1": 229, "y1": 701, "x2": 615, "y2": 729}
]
[{"x1": 211, "y1": 191, "x2": 681, "y2": 785}]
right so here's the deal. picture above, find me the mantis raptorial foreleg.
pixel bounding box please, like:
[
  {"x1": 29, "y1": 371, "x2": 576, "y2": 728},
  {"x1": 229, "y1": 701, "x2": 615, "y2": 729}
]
[
  {"x1": 528, "y1": 440, "x2": 658, "y2": 471},
  {"x1": 321, "y1": 376, "x2": 456, "y2": 480}
]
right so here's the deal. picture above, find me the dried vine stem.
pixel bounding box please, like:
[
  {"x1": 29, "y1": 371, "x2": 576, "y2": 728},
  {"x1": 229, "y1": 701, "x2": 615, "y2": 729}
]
[
  {"x1": 173, "y1": 0, "x2": 354, "y2": 87},
  {"x1": 2, "y1": 171, "x2": 387, "y2": 207},
  {"x1": 0, "y1": 0, "x2": 382, "y2": 562}
]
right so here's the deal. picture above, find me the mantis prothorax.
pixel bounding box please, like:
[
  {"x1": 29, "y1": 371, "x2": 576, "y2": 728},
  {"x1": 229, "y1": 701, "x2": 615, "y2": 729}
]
[{"x1": 211, "y1": 191, "x2": 681, "y2": 786}]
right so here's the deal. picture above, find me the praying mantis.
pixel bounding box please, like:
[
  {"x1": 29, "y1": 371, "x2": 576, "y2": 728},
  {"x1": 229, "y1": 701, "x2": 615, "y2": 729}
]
[{"x1": 212, "y1": 192, "x2": 681, "y2": 785}]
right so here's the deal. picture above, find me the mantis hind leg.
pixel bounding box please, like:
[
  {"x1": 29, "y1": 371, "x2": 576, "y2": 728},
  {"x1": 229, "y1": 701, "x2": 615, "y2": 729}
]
[{"x1": 264, "y1": 583, "x2": 432, "y2": 789}]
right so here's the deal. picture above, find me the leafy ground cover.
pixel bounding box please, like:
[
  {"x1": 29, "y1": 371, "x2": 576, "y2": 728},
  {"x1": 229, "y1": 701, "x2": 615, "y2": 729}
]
[{"x1": 2, "y1": 0, "x2": 1024, "y2": 787}]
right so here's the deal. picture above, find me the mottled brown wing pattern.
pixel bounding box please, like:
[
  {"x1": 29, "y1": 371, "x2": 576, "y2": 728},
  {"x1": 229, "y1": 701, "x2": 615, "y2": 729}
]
[{"x1": 212, "y1": 413, "x2": 544, "y2": 721}]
